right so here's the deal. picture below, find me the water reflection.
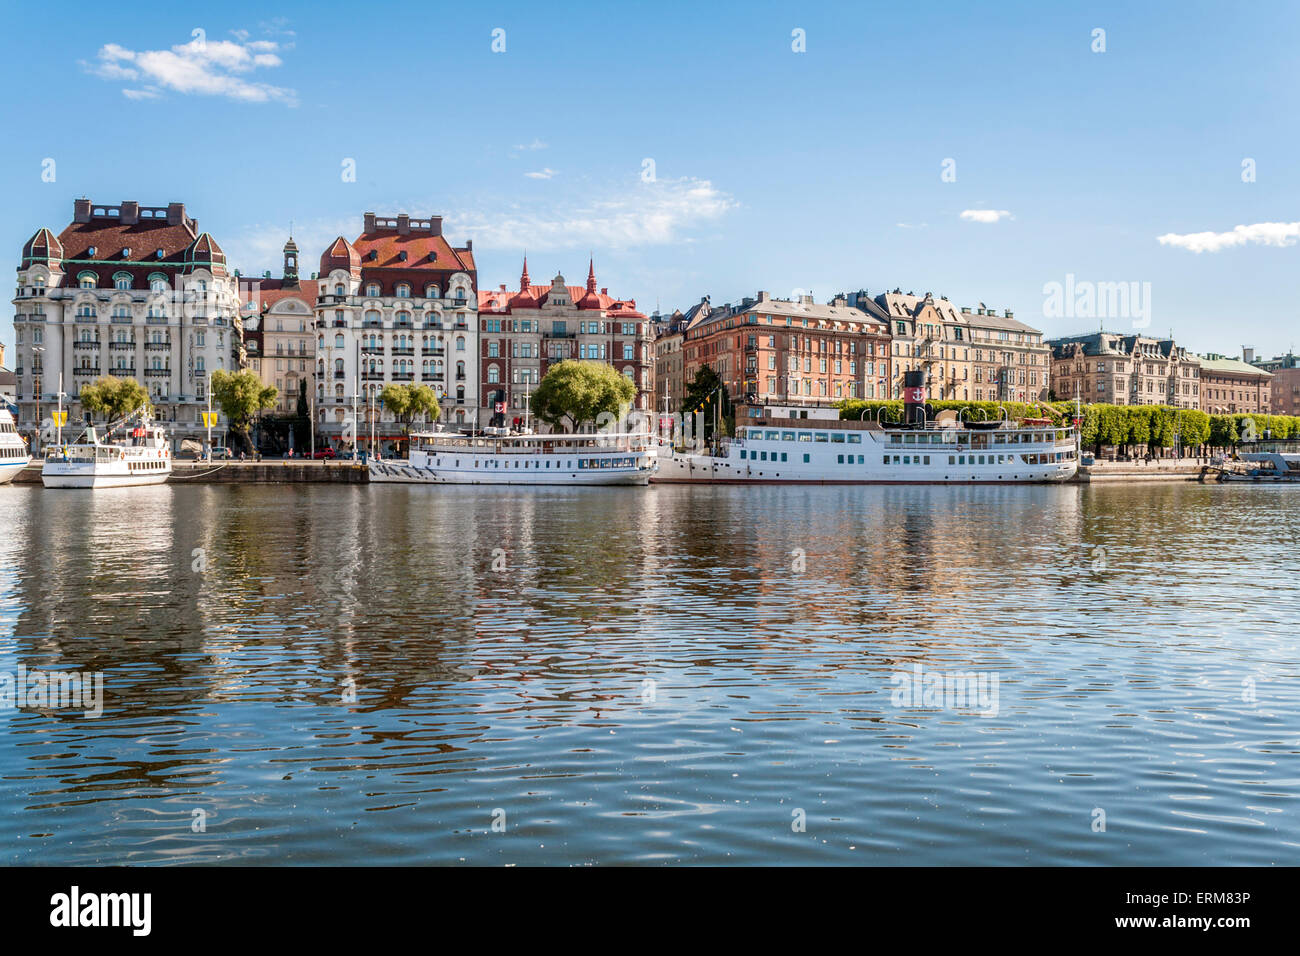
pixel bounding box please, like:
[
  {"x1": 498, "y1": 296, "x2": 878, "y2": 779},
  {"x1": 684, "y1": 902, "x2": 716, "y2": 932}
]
[{"x1": 0, "y1": 482, "x2": 1297, "y2": 864}]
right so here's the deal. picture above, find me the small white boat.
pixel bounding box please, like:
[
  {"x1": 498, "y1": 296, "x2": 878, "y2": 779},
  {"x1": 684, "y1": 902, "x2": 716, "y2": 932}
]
[
  {"x1": 42, "y1": 407, "x2": 172, "y2": 489},
  {"x1": 368, "y1": 428, "x2": 657, "y2": 485},
  {"x1": 0, "y1": 406, "x2": 32, "y2": 485}
]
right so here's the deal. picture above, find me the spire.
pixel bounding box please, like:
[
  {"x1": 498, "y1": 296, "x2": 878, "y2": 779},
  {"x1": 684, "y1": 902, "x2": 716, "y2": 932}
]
[
  {"x1": 586, "y1": 256, "x2": 597, "y2": 293},
  {"x1": 520, "y1": 253, "x2": 530, "y2": 292}
]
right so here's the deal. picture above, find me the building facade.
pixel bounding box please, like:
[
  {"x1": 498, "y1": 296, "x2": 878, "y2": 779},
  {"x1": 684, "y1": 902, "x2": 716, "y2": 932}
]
[
  {"x1": 1049, "y1": 332, "x2": 1201, "y2": 408},
  {"x1": 12, "y1": 199, "x2": 241, "y2": 449},
  {"x1": 244, "y1": 238, "x2": 318, "y2": 419},
  {"x1": 312, "y1": 213, "x2": 478, "y2": 449},
  {"x1": 682, "y1": 291, "x2": 892, "y2": 419},
  {"x1": 476, "y1": 260, "x2": 653, "y2": 428},
  {"x1": 1197, "y1": 354, "x2": 1271, "y2": 414},
  {"x1": 1251, "y1": 351, "x2": 1300, "y2": 417}
]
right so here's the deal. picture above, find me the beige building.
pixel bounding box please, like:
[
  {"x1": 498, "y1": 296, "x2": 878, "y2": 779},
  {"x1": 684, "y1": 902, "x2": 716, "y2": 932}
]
[
  {"x1": 1049, "y1": 332, "x2": 1201, "y2": 407},
  {"x1": 871, "y1": 291, "x2": 1049, "y2": 403},
  {"x1": 1198, "y1": 353, "x2": 1271, "y2": 414},
  {"x1": 243, "y1": 239, "x2": 318, "y2": 417}
]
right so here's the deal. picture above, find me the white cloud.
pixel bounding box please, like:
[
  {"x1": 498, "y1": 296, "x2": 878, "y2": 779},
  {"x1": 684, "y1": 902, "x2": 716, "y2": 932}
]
[
  {"x1": 83, "y1": 33, "x2": 297, "y2": 105},
  {"x1": 960, "y1": 209, "x2": 1011, "y2": 223},
  {"x1": 1157, "y1": 221, "x2": 1300, "y2": 253},
  {"x1": 447, "y1": 176, "x2": 737, "y2": 250},
  {"x1": 525, "y1": 168, "x2": 556, "y2": 180},
  {"x1": 512, "y1": 139, "x2": 548, "y2": 152}
]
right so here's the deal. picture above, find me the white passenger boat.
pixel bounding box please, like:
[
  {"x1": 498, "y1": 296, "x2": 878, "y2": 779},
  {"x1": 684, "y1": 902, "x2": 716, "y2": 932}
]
[
  {"x1": 368, "y1": 429, "x2": 656, "y2": 485},
  {"x1": 0, "y1": 406, "x2": 31, "y2": 485},
  {"x1": 41, "y1": 407, "x2": 172, "y2": 489},
  {"x1": 655, "y1": 401, "x2": 1078, "y2": 485}
]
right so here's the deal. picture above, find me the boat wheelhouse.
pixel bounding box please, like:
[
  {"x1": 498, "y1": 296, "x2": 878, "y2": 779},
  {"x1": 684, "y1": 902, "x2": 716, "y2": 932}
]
[
  {"x1": 41, "y1": 407, "x2": 172, "y2": 489},
  {"x1": 0, "y1": 407, "x2": 31, "y2": 485},
  {"x1": 368, "y1": 429, "x2": 657, "y2": 485}
]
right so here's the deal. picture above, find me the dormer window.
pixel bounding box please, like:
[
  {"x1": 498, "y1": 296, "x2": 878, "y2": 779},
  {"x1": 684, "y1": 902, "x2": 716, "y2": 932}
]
[
  {"x1": 366, "y1": 283, "x2": 380, "y2": 297},
  {"x1": 114, "y1": 273, "x2": 132, "y2": 290},
  {"x1": 425, "y1": 284, "x2": 439, "y2": 298},
  {"x1": 78, "y1": 272, "x2": 98, "y2": 289},
  {"x1": 156, "y1": 248, "x2": 165, "y2": 259},
  {"x1": 122, "y1": 247, "x2": 132, "y2": 258},
  {"x1": 396, "y1": 283, "x2": 410, "y2": 298},
  {"x1": 87, "y1": 246, "x2": 98, "y2": 257},
  {"x1": 398, "y1": 251, "x2": 408, "y2": 262}
]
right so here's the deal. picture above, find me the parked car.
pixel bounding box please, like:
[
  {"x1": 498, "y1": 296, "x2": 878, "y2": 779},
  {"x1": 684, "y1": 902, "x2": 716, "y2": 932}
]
[{"x1": 311, "y1": 447, "x2": 336, "y2": 460}]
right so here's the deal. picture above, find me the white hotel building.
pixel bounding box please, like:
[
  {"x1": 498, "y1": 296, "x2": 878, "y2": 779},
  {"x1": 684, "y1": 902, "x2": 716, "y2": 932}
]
[
  {"x1": 313, "y1": 212, "x2": 479, "y2": 447},
  {"x1": 12, "y1": 199, "x2": 241, "y2": 449}
]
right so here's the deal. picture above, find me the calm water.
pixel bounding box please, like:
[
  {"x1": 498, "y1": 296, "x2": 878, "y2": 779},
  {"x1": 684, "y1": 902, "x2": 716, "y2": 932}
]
[{"x1": 0, "y1": 481, "x2": 1297, "y2": 865}]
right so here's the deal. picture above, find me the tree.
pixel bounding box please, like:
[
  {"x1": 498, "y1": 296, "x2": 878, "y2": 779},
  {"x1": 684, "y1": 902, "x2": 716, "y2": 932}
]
[
  {"x1": 532, "y1": 360, "x2": 636, "y2": 432},
  {"x1": 79, "y1": 376, "x2": 151, "y2": 422},
  {"x1": 211, "y1": 369, "x2": 277, "y2": 453},
  {"x1": 680, "y1": 364, "x2": 732, "y2": 440},
  {"x1": 379, "y1": 383, "x2": 440, "y2": 443}
]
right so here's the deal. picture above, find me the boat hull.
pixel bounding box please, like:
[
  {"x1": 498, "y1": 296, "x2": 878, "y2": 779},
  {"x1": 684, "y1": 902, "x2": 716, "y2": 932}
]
[
  {"x1": 41, "y1": 466, "x2": 172, "y2": 489},
  {"x1": 0, "y1": 458, "x2": 30, "y2": 485},
  {"x1": 652, "y1": 452, "x2": 1076, "y2": 484},
  {"x1": 368, "y1": 460, "x2": 651, "y2": 485}
]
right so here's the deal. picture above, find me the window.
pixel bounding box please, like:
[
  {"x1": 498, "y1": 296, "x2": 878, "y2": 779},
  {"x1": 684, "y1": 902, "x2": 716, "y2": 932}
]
[
  {"x1": 396, "y1": 284, "x2": 411, "y2": 298},
  {"x1": 366, "y1": 283, "x2": 380, "y2": 297}
]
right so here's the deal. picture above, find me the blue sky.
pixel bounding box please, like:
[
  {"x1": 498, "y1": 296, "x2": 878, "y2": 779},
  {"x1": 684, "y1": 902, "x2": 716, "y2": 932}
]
[{"x1": 4, "y1": 0, "x2": 1300, "y2": 361}]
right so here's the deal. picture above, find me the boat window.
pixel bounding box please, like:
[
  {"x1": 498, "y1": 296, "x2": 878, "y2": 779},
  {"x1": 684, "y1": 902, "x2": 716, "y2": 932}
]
[
  {"x1": 766, "y1": 430, "x2": 779, "y2": 440},
  {"x1": 798, "y1": 432, "x2": 812, "y2": 442},
  {"x1": 782, "y1": 431, "x2": 795, "y2": 441},
  {"x1": 847, "y1": 434, "x2": 861, "y2": 444},
  {"x1": 814, "y1": 433, "x2": 828, "y2": 442},
  {"x1": 830, "y1": 433, "x2": 845, "y2": 443}
]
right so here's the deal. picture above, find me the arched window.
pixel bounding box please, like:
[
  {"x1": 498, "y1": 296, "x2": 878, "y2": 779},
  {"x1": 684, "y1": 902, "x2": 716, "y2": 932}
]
[
  {"x1": 78, "y1": 272, "x2": 98, "y2": 289},
  {"x1": 334, "y1": 358, "x2": 344, "y2": 373},
  {"x1": 396, "y1": 283, "x2": 410, "y2": 298},
  {"x1": 425, "y1": 284, "x2": 439, "y2": 298},
  {"x1": 334, "y1": 334, "x2": 345, "y2": 349},
  {"x1": 114, "y1": 273, "x2": 132, "y2": 290},
  {"x1": 456, "y1": 386, "x2": 465, "y2": 402},
  {"x1": 487, "y1": 365, "x2": 500, "y2": 384},
  {"x1": 456, "y1": 360, "x2": 465, "y2": 380},
  {"x1": 77, "y1": 304, "x2": 96, "y2": 318},
  {"x1": 366, "y1": 283, "x2": 380, "y2": 297},
  {"x1": 456, "y1": 336, "x2": 465, "y2": 351},
  {"x1": 112, "y1": 305, "x2": 130, "y2": 319},
  {"x1": 334, "y1": 284, "x2": 344, "y2": 295}
]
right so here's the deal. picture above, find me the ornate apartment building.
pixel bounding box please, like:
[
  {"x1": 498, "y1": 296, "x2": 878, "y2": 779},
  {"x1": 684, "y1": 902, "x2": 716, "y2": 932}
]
[
  {"x1": 869, "y1": 291, "x2": 1050, "y2": 404},
  {"x1": 1048, "y1": 332, "x2": 1201, "y2": 408},
  {"x1": 476, "y1": 260, "x2": 653, "y2": 428},
  {"x1": 242, "y1": 238, "x2": 319, "y2": 418},
  {"x1": 1198, "y1": 353, "x2": 1271, "y2": 414},
  {"x1": 681, "y1": 291, "x2": 892, "y2": 419},
  {"x1": 312, "y1": 213, "x2": 479, "y2": 445},
  {"x1": 12, "y1": 199, "x2": 241, "y2": 448}
]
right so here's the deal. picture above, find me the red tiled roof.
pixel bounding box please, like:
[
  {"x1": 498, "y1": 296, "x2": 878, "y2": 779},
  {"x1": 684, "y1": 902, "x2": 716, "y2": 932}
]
[
  {"x1": 477, "y1": 283, "x2": 645, "y2": 317},
  {"x1": 352, "y1": 229, "x2": 475, "y2": 274},
  {"x1": 319, "y1": 236, "x2": 361, "y2": 276}
]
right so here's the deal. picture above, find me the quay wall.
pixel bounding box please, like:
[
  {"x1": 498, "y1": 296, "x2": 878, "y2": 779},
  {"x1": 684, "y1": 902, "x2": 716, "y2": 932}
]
[
  {"x1": 1074, "y1": 460, "x2": 1214, "y2": 483},
  {"x1": 12, "y1": 461, "x2": 370, "y2": 484}
]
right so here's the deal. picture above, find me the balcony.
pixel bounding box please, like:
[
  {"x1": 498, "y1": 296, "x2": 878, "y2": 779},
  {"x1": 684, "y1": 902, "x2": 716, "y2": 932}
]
[
  {"x1": 109, "y1": 367, "x2": 136, "y2": 377},
  {"x1": 392, "y1": 372, "x2": 414, "y2": 382},
  {"x1": 334, "y1": 371, "x2": 346, "y2": 380},
  {"x1": 73, "y1": 340, "x2": 101, "y2": 350},
  {"x1": 391, "y1": 347, "x2": 414, "y2": 356},
  {"x1": 73, "y1": 367, "x2": 102, "y2": 377},
  {"x1": 361, "y1": 372, "x2": 384, "y2": 381},
  {"x1": 109, "y1": 341, "x2": 136, "y2": 351},
  {"x1": 145, "y1": 368, "x2": 170, "y2": 378},
  {"x1": 145, "y1": 341, "x2": 170, "y2": 351}
]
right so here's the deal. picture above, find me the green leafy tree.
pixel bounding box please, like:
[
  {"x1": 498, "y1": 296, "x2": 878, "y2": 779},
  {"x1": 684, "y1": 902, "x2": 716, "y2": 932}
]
[
  {"x1": 532, "y1": 360, "x2": 636, "y2": 432},
  {"x1": 1175, "y1": 409, "x2": 1211, "y2": 453},
  {"x1": 78, "y1": 376, "x2": 151, "y2": 422},
  {"x1": 211, "y1": 369, "x2": 277, "y2": 453},
  {"x1": 379, "y1": 383, "x2": 440, "y2": 444},
  {"x1": 1208, "y1": 414, "x2": 1238, "y2": 450},
  {"x1": 681, "y1": 364, "x2": 733, "y2": 440}
]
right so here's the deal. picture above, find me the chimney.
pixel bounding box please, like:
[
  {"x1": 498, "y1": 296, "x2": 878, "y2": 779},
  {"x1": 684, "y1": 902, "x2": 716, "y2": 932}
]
[
  {"x1": 465, "y1": 238, "x2": 471, "y2": 250},
  {"x1": 363, "y1": 212, "x2": 377, "y2": 233},
  {"x1": 397, "y1": 214, "x2": 411, "y2": 235},
  {"x1": 73, "y1": 198, "x2": 92, "y2": 223},
  {"x1": 430, "y1": 216, "x2": 443, "y2": 236},
  {"x1": 166, "y1": 202, "x2": 185, "y2": 226},
  {"x1": 757, "y1": 291, "x2": 770, "y2": 302},
  {"x1": 120, "y1": 201, "x2": 139, "y2": 225},
  {"x1": 1243, "y1": 347, "x2": 1256, "y2": 364},
  {"x1": 832, "y1": 295, "x2": 847, "y2": 307},
  {"x1": 1005, "y1": 310, "x2": 1014, "y2": 319}
]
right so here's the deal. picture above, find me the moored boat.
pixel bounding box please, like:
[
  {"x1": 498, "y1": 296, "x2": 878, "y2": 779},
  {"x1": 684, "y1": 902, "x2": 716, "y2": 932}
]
[
  {"x1": 368, "y1": 428, "x2": 657, "y2": 485},
  {"x1": 41, "y1": 406, "x2": 172, "y2": 489},
  {"x1": 0, "y1": 406, "x2": 31, "y2": 485}
]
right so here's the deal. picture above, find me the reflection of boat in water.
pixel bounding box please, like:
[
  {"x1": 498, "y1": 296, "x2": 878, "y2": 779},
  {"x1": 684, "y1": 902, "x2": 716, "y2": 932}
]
[
  {"x1": 654, "y1": 389, "x2": 1078, "y2": 485},
  {"x1": 368, "y1": 429, "x2": 657, "y2": 485},
  {"x1": 0, "y1": 406, "x2": 32, "y2": 485},
  {"x1": 1218, "y1": 451, "x2": 1300, "y2": 483},
  {"x1": 41, "y1": 407, "x2": 172, "y2": 489}
]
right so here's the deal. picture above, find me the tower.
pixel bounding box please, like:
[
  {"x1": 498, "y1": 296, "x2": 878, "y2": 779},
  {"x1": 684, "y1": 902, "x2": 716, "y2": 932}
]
[{"x1": 282, "y1": 236, "x2": 299, "y2": 288}]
